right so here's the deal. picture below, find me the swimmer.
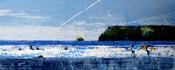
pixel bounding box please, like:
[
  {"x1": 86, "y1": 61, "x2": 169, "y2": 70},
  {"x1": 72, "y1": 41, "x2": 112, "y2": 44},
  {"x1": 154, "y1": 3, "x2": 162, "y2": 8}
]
[
  {"x1": 139, "y1": 44, "x2": 150, "y2": 56},
  {"x1": 130, "y1": 44, "x2": 135, "y2": 55},
  {"x1": 29, "y1": 45, "x2": 34, "y2": 50}
]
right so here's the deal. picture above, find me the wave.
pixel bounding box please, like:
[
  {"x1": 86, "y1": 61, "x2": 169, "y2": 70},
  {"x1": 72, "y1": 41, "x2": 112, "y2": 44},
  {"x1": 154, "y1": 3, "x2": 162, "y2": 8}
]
[{"x1": 0, "y1": 45, "x2": 175, "y2": 59}]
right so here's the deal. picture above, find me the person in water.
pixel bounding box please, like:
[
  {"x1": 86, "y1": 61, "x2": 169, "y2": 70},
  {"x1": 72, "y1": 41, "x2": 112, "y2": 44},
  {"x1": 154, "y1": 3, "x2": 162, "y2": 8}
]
[
  {"x1": 29, "y1": 45, "x2": 34, "y2": 50},
  {"x1": 18, "y1": 48, "x2": 22, "y2": 51},
  {"x1": 146, "y1": 44, "x2": 150, "y2": 56},
  {"x1": 130, "y1": 44, "x2": 135, "y2": 55},
  {"x1": 140, "y1": 44, "x2": 150, "y2": 56}
]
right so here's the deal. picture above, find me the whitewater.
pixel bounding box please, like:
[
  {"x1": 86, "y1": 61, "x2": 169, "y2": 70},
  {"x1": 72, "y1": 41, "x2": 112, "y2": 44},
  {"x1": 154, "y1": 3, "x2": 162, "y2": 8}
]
[
  {"x1": 0, "y1": 41, "x2": 175, "y2": 59},
  {"x1": 0, "y1": 41, "x2": 175, "y2": 70}
]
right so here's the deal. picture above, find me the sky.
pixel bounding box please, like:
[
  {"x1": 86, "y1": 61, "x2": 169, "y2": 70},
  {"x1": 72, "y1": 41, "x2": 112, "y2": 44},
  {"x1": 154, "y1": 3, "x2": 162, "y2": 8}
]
[{"x1": 0, "y1": 0, "x2": 175, "y2": 40}]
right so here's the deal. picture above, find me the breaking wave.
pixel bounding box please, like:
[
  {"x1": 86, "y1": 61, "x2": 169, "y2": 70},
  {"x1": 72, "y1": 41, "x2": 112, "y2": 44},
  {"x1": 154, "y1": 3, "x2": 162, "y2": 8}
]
[{"x1": 0, "y1": 45, "x2": 175, "y2": 59}]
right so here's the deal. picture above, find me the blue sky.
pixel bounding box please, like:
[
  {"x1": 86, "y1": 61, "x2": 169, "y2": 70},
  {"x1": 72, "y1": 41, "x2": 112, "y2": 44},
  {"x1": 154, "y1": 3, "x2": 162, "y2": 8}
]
[{"x1": 0, "y1": 0, "x2": 175, "y2": 40}]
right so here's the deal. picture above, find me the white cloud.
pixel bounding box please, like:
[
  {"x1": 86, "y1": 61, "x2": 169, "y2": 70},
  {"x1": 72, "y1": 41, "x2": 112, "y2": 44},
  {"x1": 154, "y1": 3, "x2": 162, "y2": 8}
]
[
  {"x1": 0, "y1": 9, "x2": 12, "y2": 16},
  {"x1": 9, "y1": 12, "x2": 51, "y2": 20},
  {"x1": 0, "y1": 25, "x2": 106, "y2": 41},
  {"x1": 0, "y1": 9, "x2": 51, "y2": 20},
  {"x1": 69, "y1": 21, "x2": 106, "y2": 30},
  {"x1": 60, "y1": 21, "x2": 107, "y2": 40},
  {"x1": 20, "y1": 15, "x2": 50, "y2": 20}
]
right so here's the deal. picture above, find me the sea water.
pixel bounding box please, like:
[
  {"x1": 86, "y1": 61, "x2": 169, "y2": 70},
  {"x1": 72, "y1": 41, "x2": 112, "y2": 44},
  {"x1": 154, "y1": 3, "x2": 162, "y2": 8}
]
[{"x1": 0, "y1": 41, "x2": 175, "y2": 70}]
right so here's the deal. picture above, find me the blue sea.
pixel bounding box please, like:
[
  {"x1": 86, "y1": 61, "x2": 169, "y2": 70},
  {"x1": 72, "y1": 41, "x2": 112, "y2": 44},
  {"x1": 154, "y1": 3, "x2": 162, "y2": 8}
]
[
  {"x1": 1, "y1": 40, "x2": 175, "y2": 46},
  {"x1": 0, "y1": 40, "x2": 175, "y2": 70}
]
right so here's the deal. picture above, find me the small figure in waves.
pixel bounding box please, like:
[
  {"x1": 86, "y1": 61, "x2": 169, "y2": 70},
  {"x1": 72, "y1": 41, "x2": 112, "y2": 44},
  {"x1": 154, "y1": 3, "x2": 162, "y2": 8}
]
[
  {"x1": 29, "y1": 45, "x2": 34, "y2": 50},
  {"x1": 130, "y1": 44, "x2": 135, "y2": 55},
  {"x1": 18, "y1": 48, "x2": 22, "y2": 51},
  {"x1": 36, "y1": 47, "x2": 41, "y2": 50},
  {"x1": 146, "y1": 44, "x2": 150, "y2": 56},
  {"x1": 140, "y1": 44, "x2": 152, "y2": 56}
]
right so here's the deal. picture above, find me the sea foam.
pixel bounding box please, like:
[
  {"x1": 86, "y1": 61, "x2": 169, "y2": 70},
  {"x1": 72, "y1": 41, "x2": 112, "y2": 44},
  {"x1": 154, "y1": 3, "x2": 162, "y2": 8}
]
[{"x1": 0, "y1": 45, "x2": 175, "y2": 59}]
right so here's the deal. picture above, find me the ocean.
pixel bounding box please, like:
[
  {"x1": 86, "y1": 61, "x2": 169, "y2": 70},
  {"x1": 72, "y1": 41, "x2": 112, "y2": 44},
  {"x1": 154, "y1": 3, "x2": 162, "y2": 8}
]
[{"x1": 0, "y1": 40, "x2": 175, "y2": 70}]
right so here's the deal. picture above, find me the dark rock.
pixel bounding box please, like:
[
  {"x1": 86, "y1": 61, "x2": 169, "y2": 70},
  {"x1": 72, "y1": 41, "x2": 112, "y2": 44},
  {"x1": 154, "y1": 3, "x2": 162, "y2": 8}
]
[
  {"x1": 36, "y1": 47, "x2": 40, "y2": 50},
  {"x1": 36, "y1": 55, "x2": 44, "y2": 58},
  {"x1": 76, "y1": 36, "x2": 84, "y2": 41},
  {"x1": 98, "y1": 25, "x2": 175, "y2": 41}
]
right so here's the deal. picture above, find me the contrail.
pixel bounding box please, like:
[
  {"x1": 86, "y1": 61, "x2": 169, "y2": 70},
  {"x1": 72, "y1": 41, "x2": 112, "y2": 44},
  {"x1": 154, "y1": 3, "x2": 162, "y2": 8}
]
[{"x1": 61, "y1": 0, "x2": 101, "y2": 26}]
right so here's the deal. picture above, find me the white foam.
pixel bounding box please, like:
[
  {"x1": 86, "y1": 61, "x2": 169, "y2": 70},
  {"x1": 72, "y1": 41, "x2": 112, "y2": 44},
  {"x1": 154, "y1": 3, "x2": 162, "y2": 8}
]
[{"x1": 0, "y1": 45, "x2": 175, "y2": 59}]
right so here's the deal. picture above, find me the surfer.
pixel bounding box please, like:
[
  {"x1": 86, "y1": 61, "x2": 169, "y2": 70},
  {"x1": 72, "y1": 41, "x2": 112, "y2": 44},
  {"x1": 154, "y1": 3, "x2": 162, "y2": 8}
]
[
  {"x1": 18, "y1": 48, "x2": 22, "y2": 51},
  {"x1": 29, "y1": 45, "x2": 34, "y2": 50},
  {"x1": 140, "y1": 44, "x2": 150, "y2": 56},
  {"x1": 64, "y1": 47, "x2": 68, "y2": 50},
  {"x1": 130, "y1": 44, "x2": 135, "y2": 55},
  {"x1": 36, "y1": 47, "x2": 41, "y2": 50},
  {"x1": 146, "y1": 44, "x2": 150, "y2": 56},
  {"x1": 29, "y1": 45, "x2": 44, "y2": 51}
]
